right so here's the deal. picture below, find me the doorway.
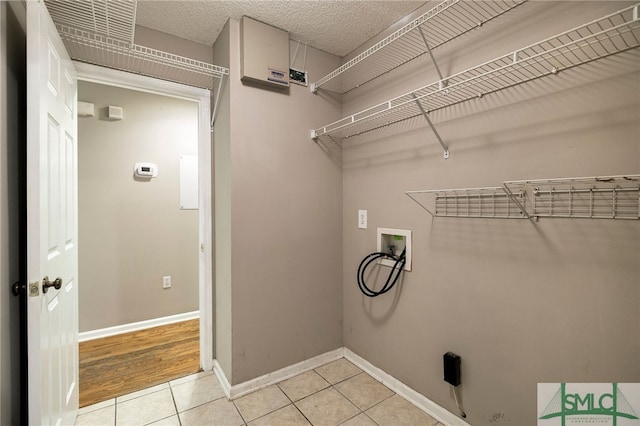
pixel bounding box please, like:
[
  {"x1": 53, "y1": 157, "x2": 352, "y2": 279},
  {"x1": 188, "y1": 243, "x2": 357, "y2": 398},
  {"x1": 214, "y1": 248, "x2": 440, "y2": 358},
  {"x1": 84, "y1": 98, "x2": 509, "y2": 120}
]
[{"x1": 74, "y1": 63, "x2": 214, "y2": 405}]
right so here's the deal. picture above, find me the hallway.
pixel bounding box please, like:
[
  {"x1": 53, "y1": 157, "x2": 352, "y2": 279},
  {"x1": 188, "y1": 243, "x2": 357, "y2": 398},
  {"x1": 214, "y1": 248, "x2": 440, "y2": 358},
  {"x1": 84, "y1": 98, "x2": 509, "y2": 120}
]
[{"x1": 79, "y1": 319, "x2": 200, "y2": 407}]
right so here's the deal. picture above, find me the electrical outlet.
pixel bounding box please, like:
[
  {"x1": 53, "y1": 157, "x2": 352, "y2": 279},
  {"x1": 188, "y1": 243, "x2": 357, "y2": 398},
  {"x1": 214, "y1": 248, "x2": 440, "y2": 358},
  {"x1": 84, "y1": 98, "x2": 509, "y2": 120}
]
[
  {"x1": 358, "y1": 210, "x2": 367, "y2": 229},
  {"x1": 162, "y1": 276, "x2": 171, "y2": 289}
]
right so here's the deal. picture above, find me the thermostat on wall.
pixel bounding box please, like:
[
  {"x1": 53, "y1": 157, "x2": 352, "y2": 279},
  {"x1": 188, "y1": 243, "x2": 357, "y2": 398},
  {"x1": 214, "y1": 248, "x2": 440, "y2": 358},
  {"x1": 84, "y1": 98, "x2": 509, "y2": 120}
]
[{"x1": 134, "y1": 162, "x2": 158, "y2": 178}]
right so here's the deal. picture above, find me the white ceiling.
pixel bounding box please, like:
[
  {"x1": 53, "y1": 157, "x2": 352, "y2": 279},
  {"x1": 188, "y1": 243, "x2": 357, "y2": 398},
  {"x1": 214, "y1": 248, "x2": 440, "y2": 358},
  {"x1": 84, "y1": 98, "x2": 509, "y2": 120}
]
[{"x1": 135, "y1": 1, "x2": 426, "y2": 57}]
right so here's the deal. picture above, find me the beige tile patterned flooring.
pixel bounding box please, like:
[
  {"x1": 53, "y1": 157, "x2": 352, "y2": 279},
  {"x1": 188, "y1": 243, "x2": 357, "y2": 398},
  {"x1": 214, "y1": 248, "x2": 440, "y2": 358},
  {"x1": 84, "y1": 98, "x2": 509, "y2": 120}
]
[{"x1": 75, "y1": 358, "x2": 443, "y2": 426}]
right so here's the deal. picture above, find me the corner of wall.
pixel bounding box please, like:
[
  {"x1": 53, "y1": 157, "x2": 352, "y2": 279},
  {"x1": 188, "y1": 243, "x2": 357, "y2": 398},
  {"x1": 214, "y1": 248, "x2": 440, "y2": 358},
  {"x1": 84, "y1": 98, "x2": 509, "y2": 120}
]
[{"x1": 212, "y1": 18, "x2": 233, "y2": 383}]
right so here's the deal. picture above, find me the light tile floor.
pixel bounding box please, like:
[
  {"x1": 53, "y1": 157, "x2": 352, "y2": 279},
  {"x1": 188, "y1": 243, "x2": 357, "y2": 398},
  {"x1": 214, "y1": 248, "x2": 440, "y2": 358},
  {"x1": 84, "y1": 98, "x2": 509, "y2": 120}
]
[{"x1": 75, "y1": 358, "x2": 443, "y2": 426}]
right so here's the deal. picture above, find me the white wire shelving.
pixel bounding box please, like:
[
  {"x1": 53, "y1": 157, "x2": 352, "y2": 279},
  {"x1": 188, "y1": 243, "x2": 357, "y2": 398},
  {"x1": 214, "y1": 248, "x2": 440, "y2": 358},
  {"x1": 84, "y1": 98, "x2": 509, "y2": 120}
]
[
  {"x1": 407, "y1": 175, "x2": 640, "y2": 220},
  {"x1": 310, "y1": 4, "x2": 640, "y2": 152},
  {"x1": 45, "y1": 0, "x2": 228, "y2": 94},
  {"x1": 406, "y1": 187, "x2": 527, "y2": 219},
  {"x1": 57, "y1": 25, "x2": 229, "y2": 90},
  {"x1": 56, "y1": 23, "x2": 229, "y2": 128},
  {"x1": 310, "y1": 0, "x2": 527, "y2": 94},
  {"x1": 503, "y1": 175, "x2": 640, "y2": 220}
]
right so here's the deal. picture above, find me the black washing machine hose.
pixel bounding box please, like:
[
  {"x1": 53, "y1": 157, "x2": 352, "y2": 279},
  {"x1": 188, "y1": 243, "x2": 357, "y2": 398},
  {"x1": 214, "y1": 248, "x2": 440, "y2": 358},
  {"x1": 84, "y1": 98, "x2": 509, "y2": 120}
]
[{"x1": 357, "y1": 247, "x2": 406, "y2": 297}]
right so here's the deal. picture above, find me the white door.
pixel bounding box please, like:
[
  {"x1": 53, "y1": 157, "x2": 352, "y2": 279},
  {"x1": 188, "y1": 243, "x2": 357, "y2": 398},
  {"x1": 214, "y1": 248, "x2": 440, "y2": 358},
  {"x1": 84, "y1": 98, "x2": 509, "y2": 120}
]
[{"x1": 27, "y1": 1, "x2": 79, "y2": 425}]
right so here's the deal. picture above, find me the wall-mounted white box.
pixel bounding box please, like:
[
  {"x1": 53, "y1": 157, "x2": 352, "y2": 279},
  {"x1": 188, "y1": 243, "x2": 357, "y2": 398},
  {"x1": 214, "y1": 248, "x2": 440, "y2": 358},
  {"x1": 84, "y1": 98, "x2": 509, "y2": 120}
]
[
  {"x1": 377, "y1": 227, "x2": 412, "y2": 271},
  {"x1": 108, "y1": 105, "x2": 123, "y2": 120},
  {"x1": 240, "y1": 16, "x2": 289, "y2": 88},
  {"x1": 77, "y1": 101, "x2": 95, "y2": 117}
]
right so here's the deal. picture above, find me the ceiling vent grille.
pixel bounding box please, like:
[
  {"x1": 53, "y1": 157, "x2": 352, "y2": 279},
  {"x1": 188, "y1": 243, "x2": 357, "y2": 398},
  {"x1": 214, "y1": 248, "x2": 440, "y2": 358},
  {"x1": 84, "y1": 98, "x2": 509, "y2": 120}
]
[{"x1": 45, "y1": 0, "x2": 137, "y2": 43}]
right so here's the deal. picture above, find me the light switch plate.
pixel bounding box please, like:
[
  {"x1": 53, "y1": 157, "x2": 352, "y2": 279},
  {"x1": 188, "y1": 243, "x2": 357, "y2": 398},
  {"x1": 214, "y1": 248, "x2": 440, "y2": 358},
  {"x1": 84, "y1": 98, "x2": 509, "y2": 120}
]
[{"x1": 163, "y1": 276, "x2": 171, "y2": 289}]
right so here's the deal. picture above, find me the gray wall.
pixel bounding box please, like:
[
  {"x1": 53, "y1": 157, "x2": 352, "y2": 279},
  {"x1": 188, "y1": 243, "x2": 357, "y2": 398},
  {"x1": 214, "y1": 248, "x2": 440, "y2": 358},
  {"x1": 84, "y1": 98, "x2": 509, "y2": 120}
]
[
  {"x1": 213, "y1": 18, "x2": 344, "y2": 385},
  {"x1": 212, "y1": 19, "x2": 233, "y2": 380},
  {"x1": 0, "y1": 2, "x2": 25, "y2": 424},
  {"x1": 134, "y1": 25, "x2": 214, "y2": 65},
  {"x1": 78, "y1": 81, "x2": 199, "y2": 332},
  {"x1": 341, "y1": 1, "x2": 639, "y2": 425}
]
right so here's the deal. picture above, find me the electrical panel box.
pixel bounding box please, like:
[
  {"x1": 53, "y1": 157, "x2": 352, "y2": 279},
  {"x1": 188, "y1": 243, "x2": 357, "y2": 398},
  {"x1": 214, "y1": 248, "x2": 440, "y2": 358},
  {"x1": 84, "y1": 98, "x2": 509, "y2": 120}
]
[
  {"x1": 377, "y1": 228, "x2": 412, "y2": 271},
  {"x1": 240, "y1": 16, "x2": 289, "y2": 88}
]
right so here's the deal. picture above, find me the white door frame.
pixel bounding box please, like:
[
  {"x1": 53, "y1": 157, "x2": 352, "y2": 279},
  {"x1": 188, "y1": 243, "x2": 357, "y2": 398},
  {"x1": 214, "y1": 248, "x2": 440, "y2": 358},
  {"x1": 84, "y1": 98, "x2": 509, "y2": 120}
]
[{"x1": 74, "y1": 62, "x2": 214, "y2": 370}]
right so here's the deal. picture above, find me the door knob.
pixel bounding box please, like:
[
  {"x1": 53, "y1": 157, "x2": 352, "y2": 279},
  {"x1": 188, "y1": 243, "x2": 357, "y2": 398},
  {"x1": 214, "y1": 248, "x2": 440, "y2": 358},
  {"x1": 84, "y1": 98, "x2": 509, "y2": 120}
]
[
  {"x1": 12, "y1": 282, "x2": 23, "y2": 297},
  {"x1": 42, "y1": 276, "x2": 62, "y2": 293}
]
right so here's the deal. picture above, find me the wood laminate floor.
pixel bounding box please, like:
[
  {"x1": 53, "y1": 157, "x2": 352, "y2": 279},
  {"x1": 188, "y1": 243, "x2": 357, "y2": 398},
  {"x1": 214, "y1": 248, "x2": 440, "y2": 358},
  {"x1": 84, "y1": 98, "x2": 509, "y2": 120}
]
[{"x1": 79, "y1": 319, "x2": 201, "y2": 407}]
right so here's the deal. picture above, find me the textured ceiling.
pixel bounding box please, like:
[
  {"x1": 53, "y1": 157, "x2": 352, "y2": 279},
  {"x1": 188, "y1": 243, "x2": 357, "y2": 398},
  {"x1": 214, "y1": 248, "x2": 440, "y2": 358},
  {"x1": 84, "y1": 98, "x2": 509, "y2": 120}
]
[{"x1": 135, "y1": 1, "x2": 426, "y2": 57}]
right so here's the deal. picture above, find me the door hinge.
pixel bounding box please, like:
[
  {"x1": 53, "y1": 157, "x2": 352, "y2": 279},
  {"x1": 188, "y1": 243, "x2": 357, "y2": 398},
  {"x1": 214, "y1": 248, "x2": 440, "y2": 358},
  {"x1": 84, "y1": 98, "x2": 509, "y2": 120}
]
[{"x1": 29, "y1": 282, "x2": 40, "y2": 297}]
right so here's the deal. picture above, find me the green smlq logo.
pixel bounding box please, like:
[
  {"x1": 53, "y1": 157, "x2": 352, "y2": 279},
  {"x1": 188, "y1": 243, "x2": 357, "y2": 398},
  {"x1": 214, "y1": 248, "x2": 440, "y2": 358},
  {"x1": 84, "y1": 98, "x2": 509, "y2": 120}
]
[{"x1": 539, "y1": 383, "x2": 639, "y2": 425}]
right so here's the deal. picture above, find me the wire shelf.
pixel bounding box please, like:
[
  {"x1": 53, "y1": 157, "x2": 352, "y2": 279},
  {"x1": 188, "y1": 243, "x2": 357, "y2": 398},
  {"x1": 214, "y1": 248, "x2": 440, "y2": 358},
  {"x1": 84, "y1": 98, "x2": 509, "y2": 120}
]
[
  {"x1": 311, "y1": 4, "x2": 640, "y2": 141},
  {"x1": 504, "y1": 175, "x2": 640, "y2": 220},
  {"x1": 57, "y1": 25, "x2": 229, "y2": 90},
  {"x1": 408, "y1": 175, "x2": 639, "y2": 220},
  {"x1": 311, "y1": 0, "x2": 526, "y2": 94},
  {"x1": 406, "y1": 187, "x2": 526, "y2": 218}
]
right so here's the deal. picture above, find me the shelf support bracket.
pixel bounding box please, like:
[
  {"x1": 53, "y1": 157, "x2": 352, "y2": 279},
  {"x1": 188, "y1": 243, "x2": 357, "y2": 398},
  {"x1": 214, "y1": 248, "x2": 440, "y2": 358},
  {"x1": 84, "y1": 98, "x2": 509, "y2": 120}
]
[
  {"x1": 411, "y1": 93, "x2": 449, "y2": 159},
  {"x1": 418, "y1": 27, "x2": 446, "y2": 89},
  {"x1": 502, "y1": 182, "x2": 531, "y2": 219},
  {"x1": 210, "y1": 75, "x2": 227, "y2": 131}
]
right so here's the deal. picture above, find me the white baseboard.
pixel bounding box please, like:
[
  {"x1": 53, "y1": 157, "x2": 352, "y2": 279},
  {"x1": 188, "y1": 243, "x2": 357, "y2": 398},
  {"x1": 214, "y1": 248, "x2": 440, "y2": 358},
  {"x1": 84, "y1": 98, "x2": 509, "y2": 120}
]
[
  {"x1": 344, "y1": 348, "x2": 470, "y2": 426},
  {"x1": 213, "y1": 348, "x2": 345, "y2": 400},
  {"x1": 79, "y1": 311, "x2": 200, "y2": 342},
  {"x1": 212, "y1": 360, "x2": 232, "y2": 399},
  {"x1": 211, "y1": 346, "x2": 468, "y2": 425}
]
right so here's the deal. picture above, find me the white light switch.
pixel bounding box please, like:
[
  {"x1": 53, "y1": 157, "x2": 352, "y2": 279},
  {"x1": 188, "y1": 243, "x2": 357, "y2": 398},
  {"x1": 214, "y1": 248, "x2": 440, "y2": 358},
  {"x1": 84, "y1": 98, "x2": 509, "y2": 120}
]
[
  {"x1": 163, "y1": 276, "x2": 171, "y2": 289},
  {"x1": 358, "y1": 210, "x2": 367, "y2": 229}
]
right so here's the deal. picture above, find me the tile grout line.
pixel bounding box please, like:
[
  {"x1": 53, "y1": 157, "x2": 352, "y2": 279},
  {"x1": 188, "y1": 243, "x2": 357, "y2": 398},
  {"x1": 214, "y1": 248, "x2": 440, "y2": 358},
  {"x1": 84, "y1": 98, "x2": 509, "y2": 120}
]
[
  {"x1": 297, "y1": 362, "x2": 365, "y2": 425},
  {"x1": 332, "y1": 376, "x2": 390, "y2": 426},
  {"x1": 330, "y1": 380, "x2": 365, "y2": 426},
  {"x1": 276, "y1": 381, "x2": 315, "y2": 426},
  {"x1": 316, "y1": 366, "x2": 393, "y2": 426},
  {"x1": 231, "y1": 397, "x2": 248, "y2": 425},
  {"x1": 168, "y1": 381, "x2": 182, "y2": 426},
  {"x1": 358, "y1": 392, "x2": 396, "y2": 426},
  {"x1": 173, "y1": 375, "x2": 234, "y2": 422},
  {"x1": 238, "y1": 385, "x2": 297, "y2": 425}
]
